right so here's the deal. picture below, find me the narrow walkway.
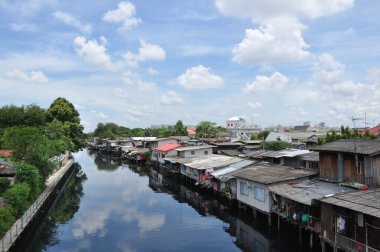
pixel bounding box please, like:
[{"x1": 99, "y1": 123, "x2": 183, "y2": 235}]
[{"x1": 0, "y1": 158, "x2": 74, "y2": 252}]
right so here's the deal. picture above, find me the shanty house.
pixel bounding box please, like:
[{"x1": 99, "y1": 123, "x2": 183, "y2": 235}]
[
  {"x1": 314, "y1": 139, "x2": 380, "y2": 187},
  {"x1": 153, "y1": 143, "x2": 181, "y2": 164},
  {"x1": 232, "y1": 163, "x2": 317, "y2": 221},
  {"x1": 175, "y1": 145, "x2": 213, "y2": 158}
]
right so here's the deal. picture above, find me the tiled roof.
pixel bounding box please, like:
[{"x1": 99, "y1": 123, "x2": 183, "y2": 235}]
[
  {"x1": 0, "y1": 150, "x2": 12, "y2": 157},
  {"x1": 313, "y1": 139, "x2": 380, "y2": 155},
  {"x1": 155, "y1": 143, "x2": 181, "y2": 152}
]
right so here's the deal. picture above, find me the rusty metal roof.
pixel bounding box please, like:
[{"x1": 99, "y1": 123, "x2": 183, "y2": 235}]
[
  {"x1": 319, "y1": 188, "x2": 380, "y2": 218},
  {"x1": 313, "y1": 139, "x2": 380, "y2": 155},
  {"x1": 232, "y1": 163, "x2": 317, "y2": 185}
]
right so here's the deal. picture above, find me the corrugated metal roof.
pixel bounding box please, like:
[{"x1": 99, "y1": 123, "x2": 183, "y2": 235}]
[
  {"x1": 155, "y1": 144, "x2": 181, "y2": 152},
  {"x1": 313, "y1": 139, "x2": 380, "y2": 155},
  {"x1": 269, "y1": 181, "x2": 355, "y2": 206},
  {"x1": 166, "y1": 154, "x2": 244, "y2": 170},
  {"x1": 232, "y1": 163, "x2": 318, "y2": 185},
  {"x1": 175, "y1": 145, "x2": 213, "y2": 151},
  {"x1": 211, "y1": 160, "x2": 254, "y2": 178},
  {"x1": 319, "y1": 188, "x2": 380, "y2": 218}
]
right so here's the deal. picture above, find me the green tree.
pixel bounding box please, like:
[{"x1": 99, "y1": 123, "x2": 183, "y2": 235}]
[
  {"x1": 196, "y1": 121, "x2": 219, "y2": 138},
  {"x1": 23, "y1": 104, "x2": 47, "y2": 127},
  {"x1": 250, "y1": 130, "x2": 270, "y2": 140},
  {"x1": 47, "y1": 97, "x2": 85, "y2": 152},
  {"x1": 16, "y1": 163, "x2": 43, "y2": 200},
  {"x1": 262, "y1": 141, "x2": 293, "y2": 151},
  {"x1": 0, "y1": 207, "x2": 15, "y2": 236},
  {"x1": 0, "y1": 105, "x2": 25, "y2": 128},
  {"x1": 3, "y1": 182, "x2": 31, "y2": 216},
  {"x1": 0, "y1": 178, "x2": 11, "y2": 196},
  {"x1": 172, "y1": 120, "x2": 188, "y2": 136},
  {"x1": 2, "y1": 126, "x2": 54, "y2": 179}
]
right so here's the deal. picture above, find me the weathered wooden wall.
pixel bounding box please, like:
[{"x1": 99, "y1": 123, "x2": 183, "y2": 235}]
[{"x1": 319, "y1": 152, "x2": 338, "y2": 181}]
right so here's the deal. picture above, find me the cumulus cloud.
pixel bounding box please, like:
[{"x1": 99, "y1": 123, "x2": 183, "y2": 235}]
[
  {"x1": 246, "y1": 102, "x2": 263, "y2": 109},
  {"x1": 137, "y1": 81, "x2": 157, "y2": 92},
  {"x1": 6, "y1": 68, "x2": 49, "y2": 83},
  {"x1": 160, "y1": 91, "x2": 185, "y2": 105},
  {"x1": 123, "y1": 40, "x2": 166, "y2": 67},
  {"x1": 91, "y1": 110, "x2": 108, "y2": 119},
  {"x1": 74, "y1": 36, "x2": 117, "y2": 70},
  {"x1": 312, "y1": 53, "x2": 345, "y2": 84},
  {"x1": 103, "y1": 1, "x2": 142, "y2": 30},
  {"x1": 214, "y1": 0, "x2": 354, "y2": 20},
  {"x1": 147, "y1": 67, "x2": 158, "y2": 75},
  {"x1": 232, "y1": 16, "x2": 309, "y2": 64},
  {"x1": 243, "y1": 72, "x2": 288, "y2": 94},
  {"x1": 215, "y1": 0, "x2": 353, "y2": 65},
  {"x1": 176, "y1": 65, "x2": 224, "y2": 90},
  {"x1": 53, "y1": 11, "x2": 92, "y2": 34},
  {"x1": 112, "y1": 88, "x2": 128, "y2": 98}
]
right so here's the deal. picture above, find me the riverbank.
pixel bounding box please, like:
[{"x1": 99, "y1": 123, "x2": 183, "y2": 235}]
[{"x1": 0, "y1": 157, "x2": 74, "y2": 252}]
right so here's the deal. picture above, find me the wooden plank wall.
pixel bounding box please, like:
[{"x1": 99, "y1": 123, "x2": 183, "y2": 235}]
[{"x1": 319, "y1": 152, "x2": 338, "y2": 181}]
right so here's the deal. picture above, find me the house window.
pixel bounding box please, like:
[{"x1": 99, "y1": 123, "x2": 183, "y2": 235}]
[
  {"x1": 254, "y1": 186, "x2": 265, "y2": 202},
  {"x1": 240, "y1": 182, "x2": 249, "y2": 196},
  {"x1": 204, "y1": 150, "x2": 208, "y2": 155},
  {"x1": 162, "y1": 154, "x2": 166, "y2": 158},
  {"x1": 191, "y1": 151, "x2": 195, "y2": 155}
]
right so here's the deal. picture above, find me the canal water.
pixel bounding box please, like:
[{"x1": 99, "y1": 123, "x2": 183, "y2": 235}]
[{"x1": 22, "y1": 150, "x2": 322, "y2": 252}]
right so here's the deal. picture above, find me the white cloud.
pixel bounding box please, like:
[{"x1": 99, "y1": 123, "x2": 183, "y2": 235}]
[
  {"x1": 160, "y1": 91, "x2": 185, "y2": 105},
  {"x1": 112, "y1": 88, "x2": 128, "y2": 98},
  {"x1": 1, "y1": 0, "x2": 57, "y2": 17},
  {"x1": 11, "y1": 23, "x2": 37, "y2": 32},
  {"x1": 232, "y1": 16, "x2": 309, "y2": 64},
  {"x1": 53, "y1": 11, "x2": 92, "y2": 34},
  {"x1": 147, "y1": 67, "x2": 158, "y2": 75},
  {"x1": 6, "y1": 68, "x2": 49, "y2": 83},
  {"x1": 103, "y1": 1, "x2": 142, "y2": 30},
  {"x1": 214, "y1": 0, "x2": 354, "y2": 20},
  {"x1": 91, "y1": 110, "x2": 108, "y2": 119},
  {"x1": 243, "y1": 72, "x2": 288, "y2": 94},
  {"x1": 73, "y1": 103, "x2": 85, "y2": 109},
  {"x1": 137, "y1": 81, "x2": 157, "y2": 92},
  {"x1": 73, "y1": 36, "x2": 117, "y2": 70},
  {"x1": 246, "y1": 102, "x2": 263, "y2": 109},
  {"x1": 312, "y1": 53, "x2": 345, "y2": 84},
  {"x1": 176, "y1": 65, "x2": 224, "y2": 90},
  {"x1": 123, "y1": 40, "x2": 166, "y2": 67}
]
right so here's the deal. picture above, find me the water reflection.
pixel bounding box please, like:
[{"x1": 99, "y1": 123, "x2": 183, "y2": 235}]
[
  {"x1": 23, "y1": 163, "x2": 87, "y2": 252},
  {"x1": 22, "y1": 152, "x2": 317, "y2": 252}
]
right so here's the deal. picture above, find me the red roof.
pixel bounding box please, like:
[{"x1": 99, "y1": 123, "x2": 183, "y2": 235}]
[
  {"x1": 187, "y1": 127, "x2": 196, "y2": 137},
  {"x1": 368, "y1": 125, "x2": 380, "y2": 136},
  {"x1": 155, "y1": 143, "x2": 181, "y2": 152},
  {"x1": 0, "y1": 150, "x2": 12, "y2": 157}
]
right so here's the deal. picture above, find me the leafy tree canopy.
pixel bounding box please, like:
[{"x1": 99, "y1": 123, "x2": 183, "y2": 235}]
[
  {"x1": 3, "y1": 182, "x2": 31, "y2": 216},
  {"x1": 196, "y1": 121, "x2": 226, "y2": 138},
  {"x1": 262, "y1": 141, "x2": 293, "y2": 151}
]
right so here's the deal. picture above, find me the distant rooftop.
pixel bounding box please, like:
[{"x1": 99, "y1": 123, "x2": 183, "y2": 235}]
[
  {"x1": 313, "y1": 139, "x2": 380, "y2": 155},
  {"x1": 175, "y1": 145, "x2": 213, "y2": 152},
  {"x1": 155, "y1": 143, "x2": 181, "y2": 152}
]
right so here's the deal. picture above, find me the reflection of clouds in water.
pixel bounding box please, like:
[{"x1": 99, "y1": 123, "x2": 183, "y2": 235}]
[
  {"x1": 122, "y1": 207, "x2": 166, "y2": 235},
  {"x1": 122, "y1": 181, "x2": 149, "y2": 203},
  {"x1": 72, "y1": 203, "x2": 123, "y2": 238},
  {"x1": 117, "y1": 242, "x2": 137, "y2": 252},
  {"x1": 61, "y1": 239, "x2": 91, "y2": 252},
  {"x1": 147, "y1": 198, "x2": 158, "y2": 206}
]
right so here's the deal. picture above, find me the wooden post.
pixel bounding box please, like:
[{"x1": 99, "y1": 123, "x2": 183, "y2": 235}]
[
  {"x1": 268, "y1": 213, "x2": 272, "y2": 226},
  {"x1": 321, "y1": 240, "x2": 326, "y2": 252},
  {"x1": 310, "y1": 232, "x2": 313, "y2": 248},
  {"x1": 253, "y1": 208, "x2": 257, "y2": 218},
  {"x1": 298, "y1": 227, "x2": 302, "y2": 243}
]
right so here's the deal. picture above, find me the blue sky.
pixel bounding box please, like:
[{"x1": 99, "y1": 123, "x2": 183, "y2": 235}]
[{"x1": 1, "y1": 0, "x2": 380, "y2": 132}]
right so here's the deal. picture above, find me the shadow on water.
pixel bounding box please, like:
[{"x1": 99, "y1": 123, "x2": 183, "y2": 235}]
[{"x1": 19, "y1": 163, "x2": 87, "y2": 252}]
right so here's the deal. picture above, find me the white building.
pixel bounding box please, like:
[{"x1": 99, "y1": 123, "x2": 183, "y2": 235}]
[{"x1": 226, "y1": 117, "x2": 246, "y2": 128}]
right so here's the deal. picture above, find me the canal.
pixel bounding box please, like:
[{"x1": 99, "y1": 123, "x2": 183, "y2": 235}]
[{"x1": 21, "y1": 150, "x2": 323, "y2": 252}]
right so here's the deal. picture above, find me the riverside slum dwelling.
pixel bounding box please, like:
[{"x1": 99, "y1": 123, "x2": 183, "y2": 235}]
[
  {"x1": 313, "y1": 139, "x2": 380, "y2": 252},
  {"x1": 230, "y1": 162, "x2": 318, "y2": 225}
]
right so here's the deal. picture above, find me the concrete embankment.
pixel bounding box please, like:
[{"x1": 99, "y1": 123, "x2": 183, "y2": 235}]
[{"x1": 0, "y1": 158, "x2": 75, "y2": 252}]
